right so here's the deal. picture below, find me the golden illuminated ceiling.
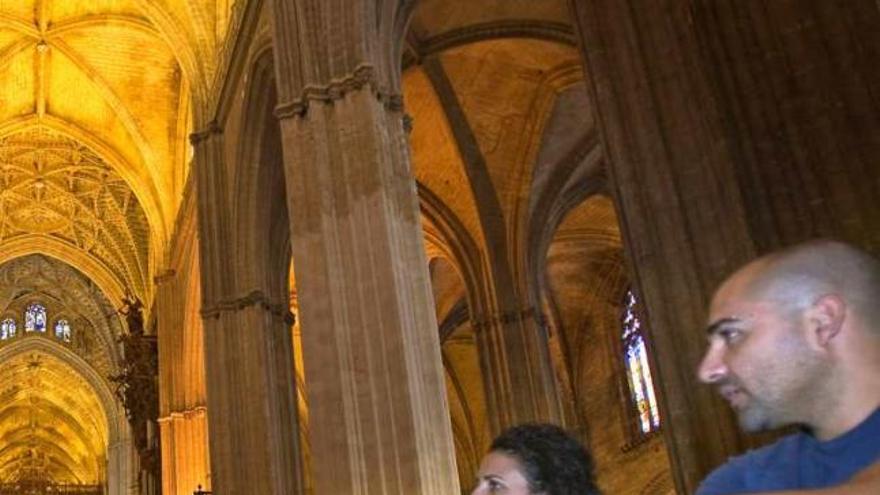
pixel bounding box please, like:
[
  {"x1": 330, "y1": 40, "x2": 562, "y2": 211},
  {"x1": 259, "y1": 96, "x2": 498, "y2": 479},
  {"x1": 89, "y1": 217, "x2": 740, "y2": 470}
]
[
  {"x1": 0, "y1": 0, "x2": 234, "y2": 487},
  {"x1": 0, "y1": 0, "x2": 185, "y2": 230},
  {"x1": 0, "y1": 254, "x2": 121, "y2": 378},
  {"x1": 0, "y1": 0, "x2": 236, "y2": 303},
  {"x1": 0, "y1": 128, "x2": 151, "y2": 297},
  {"x1": 0, "y1": 255, "x2": 121, "y2": 485},
  {"x1": 0, "y1": 351, "x2": 108, "y2": 485}
]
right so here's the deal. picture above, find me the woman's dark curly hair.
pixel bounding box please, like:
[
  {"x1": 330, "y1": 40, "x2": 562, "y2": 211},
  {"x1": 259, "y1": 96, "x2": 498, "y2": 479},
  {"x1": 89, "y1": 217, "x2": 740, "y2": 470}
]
[{"x1": 489, "y1": 423, "x2": 600, "y2": 495}]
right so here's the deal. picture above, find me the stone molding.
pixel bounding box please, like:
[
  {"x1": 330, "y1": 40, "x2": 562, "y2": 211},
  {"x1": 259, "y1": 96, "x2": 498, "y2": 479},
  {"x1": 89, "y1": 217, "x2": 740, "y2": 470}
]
[
  {"x1": 274, "y1": 64, "x2": 403, "y2": 119},
  {"x1": 189, "y1": 121, "x2": 223, "y2": 145},
  {"x1": 158, "y1": 405, "x2": 208, "y2": 423},
  {"x1": 153, "y1": 269, "x2": 176, "y2": 285},
  {"x1": 416, "y1": 20, "x2": 576, "y2": 57},
  {"x1": 471, "y1": 305, "x2": 546, "y2": 330},
  {"x1": 200, "y1": 289, "x2": 293, "y2": 324}
]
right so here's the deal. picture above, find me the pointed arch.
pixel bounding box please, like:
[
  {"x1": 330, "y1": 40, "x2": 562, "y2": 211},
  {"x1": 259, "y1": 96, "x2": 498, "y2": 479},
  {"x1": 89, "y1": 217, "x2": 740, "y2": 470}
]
[
  {"x1": 0, "y1": 115, "x2": 166, "y2": 251},
  {"x1": 0, "y1": 236, "x2": 127, "y2": 310}
]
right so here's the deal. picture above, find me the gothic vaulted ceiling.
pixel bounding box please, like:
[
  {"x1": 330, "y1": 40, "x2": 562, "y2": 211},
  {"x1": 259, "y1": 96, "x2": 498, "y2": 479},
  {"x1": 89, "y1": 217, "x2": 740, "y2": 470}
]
[
  {"x1": 0, "y1": 255, "x2": 123, "y2": 485},
  {"x1": 404, "y1": 0, "x2": 590, "y2": 256},
  {"x1": 0, "y1": 129, "x2": 151, "y2": 298},
  {"x1": 0, "y1": 0, "x2": 234, "y2": 487},
  {"x1": 0, "y1": 0, "x2": 236, "y2": 302},
  {"x1": 0, "y1": 351, "x2": 109, "y2": 485}
]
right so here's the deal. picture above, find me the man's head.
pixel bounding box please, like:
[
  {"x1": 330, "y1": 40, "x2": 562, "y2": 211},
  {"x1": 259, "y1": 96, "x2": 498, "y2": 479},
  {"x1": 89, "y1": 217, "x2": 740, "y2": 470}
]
[{"x1": 698, "y1": 240, "x2": 880, "y2": 436}]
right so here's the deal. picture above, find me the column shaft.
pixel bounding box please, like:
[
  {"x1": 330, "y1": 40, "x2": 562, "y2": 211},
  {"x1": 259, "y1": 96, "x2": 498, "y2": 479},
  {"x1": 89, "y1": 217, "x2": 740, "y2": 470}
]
[
  {"x1": 570, "y1": 1, "x2": 880, "y2": 491},
  {"x1": 276, "y1": 85, "x2": 459, "y2": 494}
]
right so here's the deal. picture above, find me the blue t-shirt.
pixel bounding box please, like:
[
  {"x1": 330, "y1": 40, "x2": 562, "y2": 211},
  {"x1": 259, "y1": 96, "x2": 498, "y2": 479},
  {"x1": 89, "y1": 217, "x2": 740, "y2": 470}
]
[{"x1": 697, "y1": 408, "x2": 880, "y2": 495}]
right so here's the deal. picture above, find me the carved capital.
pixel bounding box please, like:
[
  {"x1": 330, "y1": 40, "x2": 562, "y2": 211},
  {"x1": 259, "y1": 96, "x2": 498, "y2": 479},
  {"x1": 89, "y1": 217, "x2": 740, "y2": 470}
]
[
  {"x1": 159, "y1": 405, "x2": 208, "y2": 423},
  {"x1": 189, "y1": 121, "x2": 223, "y2": 145},
  {"x1": 274, "y1": 64, "x2": 403, "y2": 120},
  {"x1": 201, "y1": 290, "x2": 294, "y2": 325},
  {"x1": 153, "y1": 269, "x2": 176, "y2": 285},
  {"x1": 471, "y1": 306, "x2": 545, "y2": 331}
]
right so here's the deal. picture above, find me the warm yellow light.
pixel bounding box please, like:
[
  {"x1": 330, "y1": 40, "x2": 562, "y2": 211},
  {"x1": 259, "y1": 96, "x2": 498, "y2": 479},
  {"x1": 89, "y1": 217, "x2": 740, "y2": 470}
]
[{"x1": 0, "y1": 351, "x2": 108, "y2": 485}]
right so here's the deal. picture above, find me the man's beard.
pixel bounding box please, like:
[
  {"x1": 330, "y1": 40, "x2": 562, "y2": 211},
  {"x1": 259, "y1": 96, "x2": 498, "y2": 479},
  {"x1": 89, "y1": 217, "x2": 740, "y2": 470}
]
[
  {"x1": 736, "y1": 395, "x2": 782, "y2": 432},
  {"x1": 717, "y1": 378, "x2": 789, "y2": 432}
]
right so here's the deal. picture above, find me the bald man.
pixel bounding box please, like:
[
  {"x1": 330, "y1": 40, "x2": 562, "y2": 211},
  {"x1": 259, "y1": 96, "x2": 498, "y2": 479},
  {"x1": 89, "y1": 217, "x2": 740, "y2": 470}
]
[{"x1": 696, "y1": 240, "x2": 880, "y2": 495}]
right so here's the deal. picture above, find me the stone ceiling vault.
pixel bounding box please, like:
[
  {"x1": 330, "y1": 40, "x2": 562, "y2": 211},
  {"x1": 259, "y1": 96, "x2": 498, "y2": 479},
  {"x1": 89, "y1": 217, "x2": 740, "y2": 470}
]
[
  {"x1": 0, "y1": 254, "x2": 123, "y2": 485},
  {"x1": 0, "y1": 351, "x2": 109, "y2": 485},
  {"x1": 0, "y1": 0, "x2": 236, "y2": 301},
  {"x1": 0, "y1": 128, "x2": 151, "y2": 299}
]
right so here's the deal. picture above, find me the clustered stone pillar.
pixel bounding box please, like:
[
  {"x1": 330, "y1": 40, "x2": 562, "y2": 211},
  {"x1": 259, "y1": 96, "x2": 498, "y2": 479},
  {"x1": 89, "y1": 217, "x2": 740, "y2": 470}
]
[
  {"x1": 570, "y1": 0, "x2": 880, "y2": 492},
  {"x1": 192, "y1": 128, "x2": 304, "y2": 494},
  {"x1": 472, "y1": 303, "x2": 562, "y2": 433},
  {"x1": 268, "y1": 1, "x2": 459, "y2": 493},
  {"x1": 156, "y1": 258, "x2": 212, "y2": 494},
  {"x1": 421, "y1": 55, "x2": 563, "y2": 433},
  {"x1": 158, "y1": 409, "x2": 210, "y2": 495}
]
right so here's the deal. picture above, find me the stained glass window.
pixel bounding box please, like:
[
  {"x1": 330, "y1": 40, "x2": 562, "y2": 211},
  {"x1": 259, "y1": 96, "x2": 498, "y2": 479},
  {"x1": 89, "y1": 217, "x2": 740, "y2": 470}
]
[
  {"x1": 1, "y1": 319, "x2": 15, "y2": 340},
  {"x1": 25, "y1": 303, "x2": 47, "y2": 333},
  {"x1": 54, "y1": 320, "x2": 71, "y2": 342},
  {"x1": 622, "y1": 289, "x2": 660, "y2": 434}
]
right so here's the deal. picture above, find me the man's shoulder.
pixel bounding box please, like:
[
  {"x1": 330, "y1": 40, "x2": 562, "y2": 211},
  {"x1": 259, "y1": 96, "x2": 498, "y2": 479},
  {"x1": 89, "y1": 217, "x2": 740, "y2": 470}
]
[{"x1": 696, "y1": 434, "x2": 804, "y2": 495}]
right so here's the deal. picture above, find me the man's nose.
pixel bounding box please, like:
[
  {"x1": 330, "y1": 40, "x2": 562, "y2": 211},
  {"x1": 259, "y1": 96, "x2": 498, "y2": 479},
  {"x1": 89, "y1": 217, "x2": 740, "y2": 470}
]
[{"x1": 697, "y1": 345, "x2": 728, "y2": 384}]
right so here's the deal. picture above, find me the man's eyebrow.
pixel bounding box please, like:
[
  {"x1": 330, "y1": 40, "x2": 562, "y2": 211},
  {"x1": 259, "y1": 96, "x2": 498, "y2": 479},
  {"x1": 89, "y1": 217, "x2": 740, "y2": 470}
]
[{"x1": 706, "y1": 317, "x2": 741, "y2": 335}]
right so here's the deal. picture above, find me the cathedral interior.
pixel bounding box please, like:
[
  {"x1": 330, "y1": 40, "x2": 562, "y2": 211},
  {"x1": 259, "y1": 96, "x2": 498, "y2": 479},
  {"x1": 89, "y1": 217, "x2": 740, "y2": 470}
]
[{"x1": 0, "y1": 1, "x2": 876, "y2": 494}]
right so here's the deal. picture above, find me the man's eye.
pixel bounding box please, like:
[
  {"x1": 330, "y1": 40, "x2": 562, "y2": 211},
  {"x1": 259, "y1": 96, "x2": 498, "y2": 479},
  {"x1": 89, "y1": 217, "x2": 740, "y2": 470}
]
[
  {"x1": 719, "y1": 328, "x2": 742, "y2": 343},
  {"x1": 488, "y1": 479, "x2": 503, "y2": 492}
]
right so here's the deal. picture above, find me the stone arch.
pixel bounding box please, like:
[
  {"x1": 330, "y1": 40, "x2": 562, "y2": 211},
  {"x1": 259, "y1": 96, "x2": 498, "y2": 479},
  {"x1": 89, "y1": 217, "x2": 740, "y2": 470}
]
[
  {"x1": 526, "y1": 135, "x2": 605, "y2": 315},
  {"x1": 232, "y1": 47, "x2": 290, "y2": 302},
  {"x1": 0, "y1": 236, "x2": 127, "y2": 311},
  {"x1": 542, "y1": 193, "x2": 674, "y2": 493},
  {"x1": 202, "y1": 38, "x2": 304, "y2": 493},
  {"x1": 0, "y1": 254, "x2": 136, "y2": 492},
  {"x1": 0, "y1": 336, "x2": 134, "y2": 494},
  {"x1": 0, "y1": 254, "x2": 125, "y2": 369},
  {"x1": 419, "y1": 184, "x2": 490, "y2": 320},
  {"x1": 420, "y1": 187, "x2": 495, "y2": 490},
  {"x1": 0, "y1": 96, "x2": 167, "y2": 253}
]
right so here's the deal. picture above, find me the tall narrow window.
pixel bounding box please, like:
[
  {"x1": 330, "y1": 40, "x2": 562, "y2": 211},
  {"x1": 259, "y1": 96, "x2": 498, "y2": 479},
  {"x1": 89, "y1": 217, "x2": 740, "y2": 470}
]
[
  {"x1": 622, "y1": 289, "x2": 660, "y2": 434},
  {"x1": 54, "y1": 320, "x2": 71, "y2": 342},
  {"x1": 1, "y1": 319, "x2": 15, "y2": 340},
  {"x1": 25, "y1": 303, "x2": 47, "y2": 333}
]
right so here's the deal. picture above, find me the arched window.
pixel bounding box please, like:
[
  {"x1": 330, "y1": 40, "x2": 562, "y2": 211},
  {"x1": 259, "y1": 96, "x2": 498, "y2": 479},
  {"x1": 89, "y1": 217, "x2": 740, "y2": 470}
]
[
  {"x1": 54, "y1": 320, "x2": 71, "y2": 342},
  {"x1": 1, "y1": 319, "x2": 15, "y2": 340},
  {"x1": 25, "y1": 303, "x2": 47, "y2": 333},
  {"x1": 622, "y1": 288, "x2": 660, "y2": 434}
]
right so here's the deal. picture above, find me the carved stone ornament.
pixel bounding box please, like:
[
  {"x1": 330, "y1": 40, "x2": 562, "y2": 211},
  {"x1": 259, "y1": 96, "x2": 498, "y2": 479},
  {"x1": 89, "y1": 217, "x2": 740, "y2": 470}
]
[
  {"x1": 0, "y1": 127, "x2": 151, "y2": 297},
  {"x1": 0, "y1": 254, "x2": 121, "y2": 380}
]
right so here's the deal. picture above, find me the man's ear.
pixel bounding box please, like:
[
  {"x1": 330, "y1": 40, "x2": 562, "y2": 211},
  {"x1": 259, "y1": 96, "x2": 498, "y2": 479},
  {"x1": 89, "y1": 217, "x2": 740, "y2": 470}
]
[{"x1": 807, "y1": 294, "x2": 846, "y2": 348}]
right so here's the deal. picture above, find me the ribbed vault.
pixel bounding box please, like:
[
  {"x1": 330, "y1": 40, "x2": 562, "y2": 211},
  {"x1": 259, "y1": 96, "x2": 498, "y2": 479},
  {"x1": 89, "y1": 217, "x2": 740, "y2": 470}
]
[
  {"x1": 0, "y1": 127, "x2": 150, "y2": 299},
  {"x1": 0, "y1": 254, "x2": 122, "y2": 397},
  {"x1": 0, "y1": 254, "x2": 122, "y2": 488},
  {"x1": 0, "y1": 0, "x2": 238, "y2": 283},
  {"x1": 0, "y1": 351, "x2": 108, "y2": 485}
]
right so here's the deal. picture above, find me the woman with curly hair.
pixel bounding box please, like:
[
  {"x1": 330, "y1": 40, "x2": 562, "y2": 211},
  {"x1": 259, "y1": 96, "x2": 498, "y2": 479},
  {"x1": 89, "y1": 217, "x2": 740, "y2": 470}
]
[{"x1": 471, "y1": 423, "x2": 601, "y2": 495}]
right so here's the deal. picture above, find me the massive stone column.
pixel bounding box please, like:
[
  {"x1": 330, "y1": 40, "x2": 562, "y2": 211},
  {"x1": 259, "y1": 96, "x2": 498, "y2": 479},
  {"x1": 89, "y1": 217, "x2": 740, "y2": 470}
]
[
  {"x1": 268, "y1": 1, "x2": 459, "y2": 493},
  {"x1": 570, "y1": 0, "x2": 880, "y2": 492},
  {"x1": 192, "y1": 128, "x2": 303, "y2": 494}
]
